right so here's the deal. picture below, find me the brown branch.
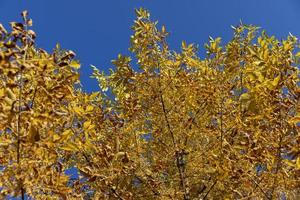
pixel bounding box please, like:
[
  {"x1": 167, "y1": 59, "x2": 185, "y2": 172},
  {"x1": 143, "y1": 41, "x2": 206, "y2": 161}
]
[
  {"x1": 16, "y1": 13, "x2": 33, "y2": 199},
  {"x1": 183, "y1": 102, "x2": 207, "y2": 147},
  {"x1": 159, "y1": 92, "x2": 190, "y2": 200},
  {"x1": 134, "y1": 174, "x2": 161, "y2": 197},
  {"x1": 159, "y1": 93, "x2": 176, "y2": 147},
  {"x1": 110, "y1": 185, "x2": 125, "y2": 200},
  {"x1": 29, "y1": 86, "x2": 38, "y2": 109},
  {"x1": 202, "y1": 179, "x2": 218, "y2": 200},
  {"x1": 17, "y1": 82, "x2": 25, "y2": 199},
  {"x1": 17, "y1": 50, "x2": 25, "y2": 200},
  {"x1": 248, "y1": 175, "x2": 271, "y2": 200},
  {"x1": 220, "y1": 97, "x2": 224, "y2": 153},
  {"x1": 269, "y1": 132, "x2": 283, "y2": 198}
]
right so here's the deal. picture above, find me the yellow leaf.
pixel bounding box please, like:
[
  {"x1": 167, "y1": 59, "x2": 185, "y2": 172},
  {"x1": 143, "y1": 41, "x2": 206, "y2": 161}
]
[
  {"x1": 247, "y1": 72, "x2": 256, "y2": 82},
  {"x1": 284, "y1": 160, "x2": 295, "y2": 167},
  {"x1": 6, "y1": 88, "x2": 16, "y2": 100},
  {"x1": 289, "y1": 115, "x2": 300, "y2": 125},
  {"x1": 211, "y1": 41, "x2": 217, "y2": 51},
  {"x1": 4, "y1": 96, "x2": 13, "y2": 106},
  {"x1": 89, "y1": 92, "x2": 99, "y2": 99},
  {"x1": 182, "y1": 41, "x2": 187, "y2": 49},
  {"x1": 0, "y1": 138, "x2": 11, "y2": 146},
  {"x1": 60, "y1": 129, "x2": 73, "y2": 141},
  {"x1": 253, "y1": 61, "x2": 265, "y2": 66},
  {"x1": 53, "y1": 134, "x2": 60, "y2": 142},
  {"x1": 73, "y1": 106, "x2": 84, "y2": 115},
  {"x1": 145, "y1": 169, "x2": 152, "y2": 176},
  {"x1": 247, "y1": 46, "x2": 256, "y2": 56},
  {"x1": 283, "y1": 41, "x2": 291, "y2": 51},
  {"x1": 247, "y1": 71, "x2": 264, "y2": 83},
  {"x1": 70, "y1": 60, "x2": 80, "y2": 69},
  {"x1": 0, "y1": 88, "x2": 4, "y2": 97},
  {"x1": 125, "y1": 93, "x2": 130, "y2": 99},
  {"x1": 115, "y1": 152, "x2": 125, "y2": 158},
  {"x1": 161, "y1": 25, "x2": 166, "y2": 33},
  {"x1": 83, "y1": 120, "x2": 92, "y2": 130},
  {"x1": 61, "y1": 142, "x2": 79, "y2": 151},
  {"x1": 0, "y1": 113, "x2": 7, "y2": 120},
  {"x1": 255, "y1": 71, "x2": 264, "y2": 82},
  {"x1": 271, "y1": 74, "x2": 281, "y2": 88},
  {"x1": 296, "y1": 157, "x2": 300, "y2": 169},
  {"x1": 239, "y1": 93, "x2": 251, "y2": 102},
  {"x1": 86, "y1": 105, "x2": 94, "y2": 112},
  {"x1": 295, "y1": 52, "x2": 300, "y2": 57},
  {"x1": 264, "y1": 75, "x2": 280, "y2": 90}
]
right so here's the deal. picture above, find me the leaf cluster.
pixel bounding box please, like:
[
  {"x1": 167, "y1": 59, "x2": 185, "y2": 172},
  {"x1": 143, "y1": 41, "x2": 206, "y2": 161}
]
[{"x1": 0, "y1": 9, "x2": 299, "y2": 200}]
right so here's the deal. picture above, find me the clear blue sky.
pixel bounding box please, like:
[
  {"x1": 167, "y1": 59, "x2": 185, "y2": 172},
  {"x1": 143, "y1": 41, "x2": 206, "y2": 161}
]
[{"x1": 1, "y1": 0, "x2": 299, "y2": 92}]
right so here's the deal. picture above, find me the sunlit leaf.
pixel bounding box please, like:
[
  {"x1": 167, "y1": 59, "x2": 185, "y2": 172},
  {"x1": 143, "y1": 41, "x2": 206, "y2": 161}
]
[{"x1": 69, "y1": 60, "x2": 80, "y2": 69}]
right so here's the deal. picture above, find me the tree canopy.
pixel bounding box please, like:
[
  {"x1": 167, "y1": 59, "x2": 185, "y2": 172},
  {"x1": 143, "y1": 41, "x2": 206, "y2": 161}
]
[{"x1": 0, "y1": 9, "x2": 299, "y2": 200}]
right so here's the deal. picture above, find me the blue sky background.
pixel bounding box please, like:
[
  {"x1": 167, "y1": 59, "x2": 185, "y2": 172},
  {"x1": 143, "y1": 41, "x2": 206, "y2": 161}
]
[{"x1": 0, "y1": 0, "x2": 299, "y2": 93}]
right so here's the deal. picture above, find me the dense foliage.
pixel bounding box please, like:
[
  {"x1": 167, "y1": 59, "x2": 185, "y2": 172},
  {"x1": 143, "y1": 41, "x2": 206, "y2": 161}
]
[{"x1": 0, "y1": 9, "x2": 299, "y2": 199}]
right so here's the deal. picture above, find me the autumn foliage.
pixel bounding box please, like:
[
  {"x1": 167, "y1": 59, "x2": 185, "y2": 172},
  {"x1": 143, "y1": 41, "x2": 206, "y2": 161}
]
[{"x1": 0, "y1": 9, "x2": 299, "y2": 199}]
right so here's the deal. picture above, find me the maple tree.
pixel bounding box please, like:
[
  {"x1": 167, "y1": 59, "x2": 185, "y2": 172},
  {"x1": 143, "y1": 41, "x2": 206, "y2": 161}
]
[{"x1": 0, "y1": 9, "x2": 299, "y2": 200}]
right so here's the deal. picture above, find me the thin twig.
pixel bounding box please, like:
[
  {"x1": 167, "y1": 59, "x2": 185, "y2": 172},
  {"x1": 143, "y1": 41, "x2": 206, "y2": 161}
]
[{"x1": 202, "y1": 179, "x2": 218, "y2": 200}]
